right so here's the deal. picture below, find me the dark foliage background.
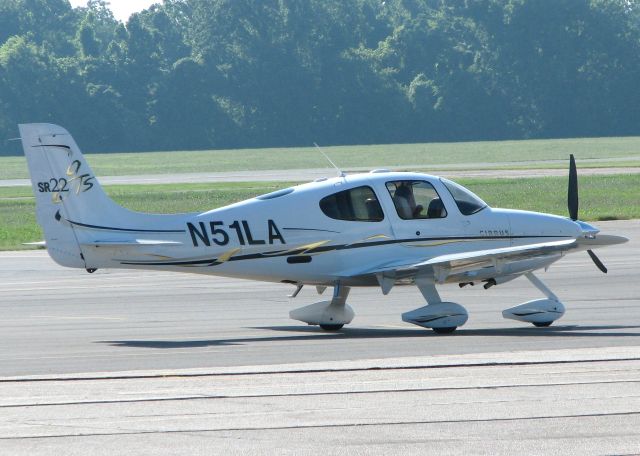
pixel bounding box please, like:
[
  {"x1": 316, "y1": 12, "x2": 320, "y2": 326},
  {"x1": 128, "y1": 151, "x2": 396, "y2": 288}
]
[{"x1": 1, "y1": 0, "x2": 638, "y2": 153}]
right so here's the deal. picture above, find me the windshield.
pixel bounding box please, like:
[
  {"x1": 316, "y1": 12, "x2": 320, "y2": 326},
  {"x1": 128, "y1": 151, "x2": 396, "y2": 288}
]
[{"x1": 440, "y1": 178, "x2": 487, "y2": 215}]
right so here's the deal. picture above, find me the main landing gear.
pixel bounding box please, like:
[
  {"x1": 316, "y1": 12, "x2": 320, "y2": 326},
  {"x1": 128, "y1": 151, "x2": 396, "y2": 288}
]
[
  {"x1": 402, "y1": 274, "x2": 469, "y2": 334},
  {"x1": 289, "y1": 282, "x2": 354, "y2": 331}
]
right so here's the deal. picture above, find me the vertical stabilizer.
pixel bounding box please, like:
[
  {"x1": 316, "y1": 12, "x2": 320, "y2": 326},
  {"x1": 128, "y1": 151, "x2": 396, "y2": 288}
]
[{"x1": 19, "y1": 123, "x2": 129, "y2": 268}]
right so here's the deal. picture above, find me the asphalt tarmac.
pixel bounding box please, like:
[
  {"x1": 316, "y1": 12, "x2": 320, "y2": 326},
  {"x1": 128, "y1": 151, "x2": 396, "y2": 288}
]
[{"x1": 0, "y1": 219, "x2": 638, "y2": 454}]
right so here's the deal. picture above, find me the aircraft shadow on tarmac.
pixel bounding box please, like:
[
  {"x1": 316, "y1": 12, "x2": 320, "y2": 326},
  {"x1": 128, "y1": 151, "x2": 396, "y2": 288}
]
[{"x1": 100, "y1": 324, "x2": 640, "y2": 349}]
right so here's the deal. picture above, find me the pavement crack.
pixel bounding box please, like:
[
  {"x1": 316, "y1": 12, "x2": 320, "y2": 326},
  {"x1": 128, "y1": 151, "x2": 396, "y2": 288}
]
[
  {"x1": 3, "y1": 357, "x2": 640, "y2": 384},
  {"x1": 2, "y1": 379, "x2": 640, "y2": 409},
  {"x1": 2, "y1": 411, "x2": 639, "y2": 441}
]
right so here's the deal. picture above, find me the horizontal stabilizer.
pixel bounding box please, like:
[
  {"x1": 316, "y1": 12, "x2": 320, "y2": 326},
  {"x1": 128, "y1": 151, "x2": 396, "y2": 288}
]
[
  {"x1": 81, "y1": 240, "x2": 183, "y2": 247},
  {"x1": 22, "y1": 241, "x2": 47, "y2": 248}
]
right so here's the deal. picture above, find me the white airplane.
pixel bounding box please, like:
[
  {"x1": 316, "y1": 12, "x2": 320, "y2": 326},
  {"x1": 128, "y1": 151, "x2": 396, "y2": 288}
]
[{"x1": 19, "y1": 123, "x2": 628, "y2": 333}]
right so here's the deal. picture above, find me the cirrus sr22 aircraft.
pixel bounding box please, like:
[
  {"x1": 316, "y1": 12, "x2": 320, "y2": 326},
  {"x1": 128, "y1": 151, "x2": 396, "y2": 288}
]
[{"x1": 19, "y1": 123, "x2": 628, "y2": 333}]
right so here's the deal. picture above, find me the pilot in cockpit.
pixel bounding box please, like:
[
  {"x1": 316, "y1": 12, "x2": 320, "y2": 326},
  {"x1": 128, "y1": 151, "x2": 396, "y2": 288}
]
[
  {"x1": 393, "y1": 182, "x2": 424, "y2": 219},
  {"x1": 389, "y1": 180, "x2": 447, "y2": 220}
]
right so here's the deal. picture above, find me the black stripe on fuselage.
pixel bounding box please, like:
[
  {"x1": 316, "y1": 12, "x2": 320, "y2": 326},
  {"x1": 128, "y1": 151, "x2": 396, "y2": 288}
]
[
  {"x1": 66, "y1": 217, "x2": 185, "y2": 234},
  {"x1": 119, "y1": 234, "x2": 571, "y2": 267},
  {"x1": 34, "y1": 144, "x2": 71, "y2": 150},
  {"x1": 283, "y1": 227, "x2": 341, "y2": 234}
]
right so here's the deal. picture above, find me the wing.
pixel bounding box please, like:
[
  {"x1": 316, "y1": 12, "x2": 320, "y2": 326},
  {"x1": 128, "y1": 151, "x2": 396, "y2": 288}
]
[
  {"x1": 341, "y1": 239, "x2": 578, "y2": 292},
  {"x1": 343, "y1": 233, "x2": 627, "y2": 292}
]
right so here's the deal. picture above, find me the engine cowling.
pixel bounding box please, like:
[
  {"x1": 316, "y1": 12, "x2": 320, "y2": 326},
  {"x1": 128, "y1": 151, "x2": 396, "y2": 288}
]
[{"x1": 502, "y1": 298, "x2": 565, "y2": 325}]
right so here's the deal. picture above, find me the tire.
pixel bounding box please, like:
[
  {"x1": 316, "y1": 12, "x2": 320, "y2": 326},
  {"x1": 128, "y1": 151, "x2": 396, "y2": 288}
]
[
  {"x1": 319, "y1": 324, "x2": 344, "y2": 331},
  {"x1": 432, "y1": 326, "x2": 457, "y2": 334},
  {"x1": 533, "y1": 321, "x2": 553, "y2": 327}
]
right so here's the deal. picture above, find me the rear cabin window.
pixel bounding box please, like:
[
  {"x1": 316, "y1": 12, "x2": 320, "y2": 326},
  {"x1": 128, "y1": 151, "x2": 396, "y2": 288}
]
[{"x1": 319, "y1": 186, "x2": 384, "y2": 222}]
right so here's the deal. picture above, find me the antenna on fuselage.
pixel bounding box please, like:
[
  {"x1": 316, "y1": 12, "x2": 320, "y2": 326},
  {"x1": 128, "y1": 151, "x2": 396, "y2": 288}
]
[{"x1": 314, "y1": 142, "x2": 345, "y2": 178}]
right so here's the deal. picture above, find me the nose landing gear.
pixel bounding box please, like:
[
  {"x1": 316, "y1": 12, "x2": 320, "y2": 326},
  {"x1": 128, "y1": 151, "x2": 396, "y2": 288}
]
[{"x1": 502, "y1": 272, "x2": 565, "y2": 327}]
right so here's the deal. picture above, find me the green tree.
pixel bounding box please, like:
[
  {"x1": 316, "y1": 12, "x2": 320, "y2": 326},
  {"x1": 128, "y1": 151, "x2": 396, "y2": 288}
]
[{"x1": 1, "y1": 0, "x2": 640, "y2": 152}]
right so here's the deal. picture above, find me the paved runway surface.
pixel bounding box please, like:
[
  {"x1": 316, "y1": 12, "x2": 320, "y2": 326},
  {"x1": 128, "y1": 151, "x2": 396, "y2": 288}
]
[{"x1": 0, "y1": 220, "x2": 638, "y2": 454}]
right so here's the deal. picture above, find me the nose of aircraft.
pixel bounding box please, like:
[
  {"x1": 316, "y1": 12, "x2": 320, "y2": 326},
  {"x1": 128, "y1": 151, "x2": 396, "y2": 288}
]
[
  {"x1": 500, "y1": 209, "x2": 583, "y2": 240},
  {"x1": 573, "y1": 219, "x2": 600, "y2": 237}
]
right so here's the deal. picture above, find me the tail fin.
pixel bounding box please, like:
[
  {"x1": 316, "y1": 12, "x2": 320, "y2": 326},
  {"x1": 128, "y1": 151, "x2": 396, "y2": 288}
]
[{"x1": 19, "y1": 123, "x2": 134, "y2": 268}]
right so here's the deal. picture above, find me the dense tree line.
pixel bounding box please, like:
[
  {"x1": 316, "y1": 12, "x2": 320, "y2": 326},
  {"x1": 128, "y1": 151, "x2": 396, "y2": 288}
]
[{"x1": 1, "y1": 0, "x2": 639, "y2": 153}]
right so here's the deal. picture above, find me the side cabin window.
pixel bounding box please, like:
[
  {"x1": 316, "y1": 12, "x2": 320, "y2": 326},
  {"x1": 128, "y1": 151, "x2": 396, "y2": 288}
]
[
  {"x1": 319, "y1": 186, "x2": 384, "y2": 222},
  {"x1": 386, "y1": 180, "x2": 447, "y2": 220}
]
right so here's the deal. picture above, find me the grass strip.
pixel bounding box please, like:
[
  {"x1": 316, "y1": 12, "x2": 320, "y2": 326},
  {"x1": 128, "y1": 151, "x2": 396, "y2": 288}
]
[{"x1": 2, "y1": 136, "x2": 640, "y2": 179}]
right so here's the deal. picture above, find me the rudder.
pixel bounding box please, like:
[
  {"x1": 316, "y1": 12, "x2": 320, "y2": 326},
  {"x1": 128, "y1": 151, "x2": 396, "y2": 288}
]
[{"x1": 19, "y1": 123, "x2": 128, "y2": 268}]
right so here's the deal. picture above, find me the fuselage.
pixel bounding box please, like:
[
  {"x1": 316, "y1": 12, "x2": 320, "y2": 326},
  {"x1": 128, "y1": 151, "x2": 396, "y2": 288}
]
[
  {"x1": 83, "y1": 171, "x2": 582, "y2": 286},
  {"x1": 19, "y1": 123, "x2": 627, "y2": 332}
]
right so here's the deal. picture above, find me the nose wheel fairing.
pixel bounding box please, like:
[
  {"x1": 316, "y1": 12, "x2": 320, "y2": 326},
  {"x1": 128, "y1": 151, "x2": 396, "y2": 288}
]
[
  {"x1": 502, "y1": 272, "x2": 566, "y2": 326},
  {"x1": 502, "y1": 298, "x2": 565, "y2": 325}
]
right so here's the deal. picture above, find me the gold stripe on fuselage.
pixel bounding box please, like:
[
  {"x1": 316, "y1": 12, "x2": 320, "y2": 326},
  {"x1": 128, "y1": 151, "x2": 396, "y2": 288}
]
[
  {"x1": 405, "y1": 238, "x2": 503, "y2": 248},
  {"x1": 218, "y1": 247, "x2": 242, "y2": 263}
]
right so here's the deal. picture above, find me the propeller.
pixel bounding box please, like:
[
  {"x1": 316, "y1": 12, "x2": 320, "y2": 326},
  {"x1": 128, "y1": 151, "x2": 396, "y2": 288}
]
[
  {"x1": 568, "y1": 154, "x2": 579, "y2": 221},
  {"x1": 567, "y1": 154, "x2": 607, "y2": 273},
  {"x1": 587, "y1": 249, "x2": 608, "y2": 274}
]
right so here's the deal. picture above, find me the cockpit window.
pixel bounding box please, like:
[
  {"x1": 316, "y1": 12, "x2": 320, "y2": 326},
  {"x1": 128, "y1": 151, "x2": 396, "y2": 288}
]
[
  {"x1": 319, "y1": 186, "x2": 384, "y2": 222},
  {"x1": 386, "y1": 180, "x2": 447, "y2": 220},
  {"x1": 440, "y1": 178, "x2": 487, "y2": 215}
]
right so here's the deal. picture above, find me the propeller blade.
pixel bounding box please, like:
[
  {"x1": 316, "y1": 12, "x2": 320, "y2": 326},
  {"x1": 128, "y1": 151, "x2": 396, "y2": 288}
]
[
  {"x1": 587, "y1": 249, "x2": 608, "y2": 274},
  {"x1": 568, "y1": 154, "x2": 579, "y2": 221}
]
